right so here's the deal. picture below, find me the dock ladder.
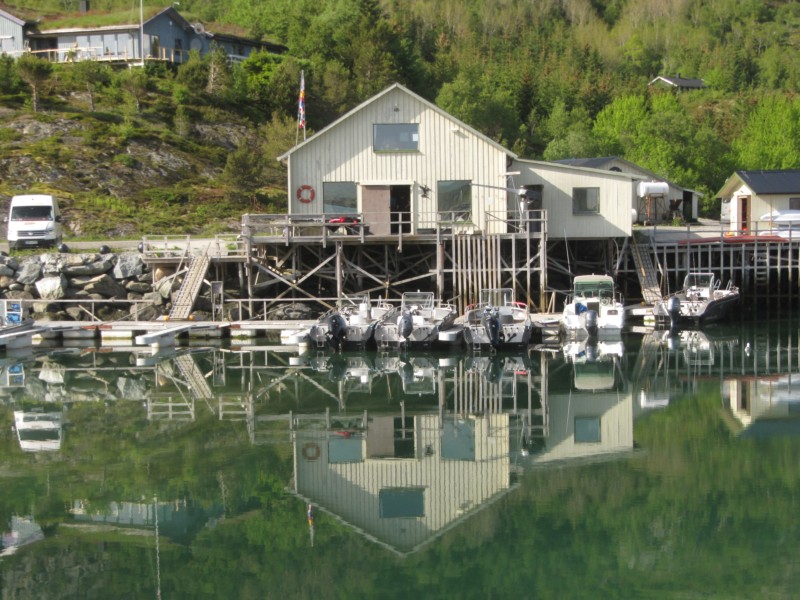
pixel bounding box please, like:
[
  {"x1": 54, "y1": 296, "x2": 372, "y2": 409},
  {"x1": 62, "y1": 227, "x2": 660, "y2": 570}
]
[
  {"x1": 173, "y1": 353, "x2": 214, "y2": 400},
  {"x1": 168, "y1": 253, "x2": 211, "y2": 320},
  {"x1": 629, "y1": 235, "x2": 663, "y2": 305}
]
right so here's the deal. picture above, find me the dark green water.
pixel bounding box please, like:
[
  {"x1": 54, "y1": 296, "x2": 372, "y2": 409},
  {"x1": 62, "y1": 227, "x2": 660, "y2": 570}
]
[{"x1": 1, "y1": 318, "x2": 799, "y2": 599}]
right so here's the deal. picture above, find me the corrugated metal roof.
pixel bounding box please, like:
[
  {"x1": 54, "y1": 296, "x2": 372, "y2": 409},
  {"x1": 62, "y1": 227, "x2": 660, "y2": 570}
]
[
  {"x1": 648, "y1": 75, "x2": 706, "y2": 89},
  {"x1": 737, "y1": 169, "x2": 800, "y2": 194}
]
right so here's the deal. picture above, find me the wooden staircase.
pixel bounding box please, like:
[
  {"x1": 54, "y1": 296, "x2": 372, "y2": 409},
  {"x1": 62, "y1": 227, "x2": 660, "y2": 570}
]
[
  {"x1": 630, "y1": 236, "x2": 663, "y2": 305},
  {"x1": 173, "y1": 354, "x2": 214, "y2": 400},
  {"x1": 168, "y1": 254, "x2": 210, "y2": 320}
]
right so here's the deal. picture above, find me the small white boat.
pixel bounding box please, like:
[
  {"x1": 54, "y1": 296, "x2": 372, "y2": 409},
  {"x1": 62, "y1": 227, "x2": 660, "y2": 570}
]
[
  {"x1": 560, "y1": 274, "x2": 625, "y2": 339},
  {"x1": 758, "y1": 210, "x2": 800, "y2": 238},
  {"x1": 14, "y1": 410, "x2": 63, "y2": 452},
  {"x1": 653, "y1": 272, "x2": 739, "y2": 328},
  {"x1": 373, "y1": 291, "x2": 458, "y2": 349},
  {"x1": 306, "y1": 295, "x2": 393, "y2": 350},
  {"x1": 462, "y1": 289, "x2": 533, "y2": 349}
]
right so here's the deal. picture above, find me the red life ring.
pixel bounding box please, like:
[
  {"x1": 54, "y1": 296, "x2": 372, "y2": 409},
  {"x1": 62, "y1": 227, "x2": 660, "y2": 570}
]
[
  {"x1": 297, "y1": 185, "x2": 315, "y2": 204},
  {"x1": 302, "y1": 442, "x2": 321, "y2": 461}
]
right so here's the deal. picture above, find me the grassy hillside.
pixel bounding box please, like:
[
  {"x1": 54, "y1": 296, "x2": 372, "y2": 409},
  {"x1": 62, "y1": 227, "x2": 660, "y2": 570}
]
[{"x1": 0, "y1": 59, "x2": 292, "y2": 240}]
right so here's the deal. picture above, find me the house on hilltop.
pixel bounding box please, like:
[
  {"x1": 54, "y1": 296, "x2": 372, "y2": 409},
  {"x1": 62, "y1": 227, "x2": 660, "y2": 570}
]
[
  {"x1": 648, "y1": 74, "x2": 706, "y2": 91},
  {"x1": 0, "y1": 3, "x2": 285, "y2": 64}
]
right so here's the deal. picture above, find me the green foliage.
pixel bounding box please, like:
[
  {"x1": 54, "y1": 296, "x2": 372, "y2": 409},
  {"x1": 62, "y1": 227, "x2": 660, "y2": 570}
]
[
  {"x1": 732, "y1": 94, "x2": 800, "y2": 169},
  {"x1": 0, "y1": 127, "x2": 22, "y2": 143}
]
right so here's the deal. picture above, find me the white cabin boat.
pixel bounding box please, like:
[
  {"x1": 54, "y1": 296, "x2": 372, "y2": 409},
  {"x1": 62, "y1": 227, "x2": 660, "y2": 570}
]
[
  {"x1": 14, "y1": 410, "x2": 63, "y2": 452},
  {"x1": 373, "y1": 291, "x2": 459, "y2": 348},
  {"x1": 560, "y1": 274, "x2": 625, "y2": 339},
  {"x1": 462, "y1": 289, "x2": 533, "y2": 349},
  {"x1": 653, "y1": 272, "x2": 739, "y2": 328}
]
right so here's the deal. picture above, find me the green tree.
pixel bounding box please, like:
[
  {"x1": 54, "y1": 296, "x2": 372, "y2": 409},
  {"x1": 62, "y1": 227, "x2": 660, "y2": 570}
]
[
  {"x1": 593, "y1": 94, "x2": 649, "y2": 156},
  {"x1": 732, "y1": 94, "x2": 800, "y2": 169},
  {"x1": 206, "y1": 44, "x2": 232, "y2": 99},
  {"x1": 15, "y1": 53, "x2": 52, "y2": 112},
  {"x1": 114, "y1": 68, "x2": 149, "y2": 113},
  {"x1": 71, "y1": 60, "x2": 110, "y2": 112},
  {"x1": 221, "y1": 137, "x2": 266, "y2": 208}
]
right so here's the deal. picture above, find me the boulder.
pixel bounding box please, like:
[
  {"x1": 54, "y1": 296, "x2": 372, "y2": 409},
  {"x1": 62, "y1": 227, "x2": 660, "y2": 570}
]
[
  {"x1": 83, "y1": 274, "x2": 128, "y2": 298},
  {"x1": 125, "y1": 280, "x2": 152, "y2": 294},
  {"x1": 62, "y1": 257, "x2": 114, "y2": 276},
  {"x1": 15, "y1": 260, "x2": 41, "y2": 285},
  {"x1": 35, "y1": 274, "x2": 68, "y2": 300},
  {"x1": 113, "y1": 252, "x2": 144, "y2": 279}
]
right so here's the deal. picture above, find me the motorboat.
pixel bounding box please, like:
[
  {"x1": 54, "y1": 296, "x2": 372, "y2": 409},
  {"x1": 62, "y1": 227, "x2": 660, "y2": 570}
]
[
  {"x1": 560, "y1": 274, "x2": 625, "y2": 339},
  {"x1": 462, "y1": 289, "x2": 533, "y2": 350},
  {"x1": 653, "y1": 272, "x2": 739, "y2": 328},
  {"x1": 758, "y1": 210, "x2": 800, "y2": 239},
  {"x1": 562, "y1": 337, "x2": 624, "y2": 391},
  {"x1": 373, "y1": 291, "x2": 459, "y2": 349},
  {"x1": 14, "y1": 410, "x2": 63, "y2": 452},
  {"x1": 282, "y1": 295, "x2": 393, "y2": 350}
]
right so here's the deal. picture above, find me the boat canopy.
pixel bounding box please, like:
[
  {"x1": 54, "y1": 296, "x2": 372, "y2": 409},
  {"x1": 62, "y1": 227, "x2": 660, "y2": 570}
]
[{"x1": 572, "y1": 275, "x2": 615, "y2": 299}]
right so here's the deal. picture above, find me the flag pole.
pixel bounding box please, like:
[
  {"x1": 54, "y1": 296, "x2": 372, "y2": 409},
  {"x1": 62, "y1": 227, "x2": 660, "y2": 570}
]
[{"x1": 296, "y1": 70, "x2": 306, "y2": 145}]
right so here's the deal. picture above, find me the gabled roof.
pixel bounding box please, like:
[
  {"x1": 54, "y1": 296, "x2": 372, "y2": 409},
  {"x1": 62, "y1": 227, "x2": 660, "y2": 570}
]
[
  {"x1": 0, "y1": 6, "x2": 25, "y2": 26},
  {"x1": 278, "y1": 82, "x2": 517, "y2": 162},
  {"x1": 648, "y1": 75, "x2": 706, "y2": 89},
  {"x1": 553, "y1": 156, "x2": 700, "y2": 194},
  {"x1": 517, "y1": 157, "x2": 644, "y2": 182},
  {"x1": 736, "y1": 169, "x2": 800, "y2": 195}
]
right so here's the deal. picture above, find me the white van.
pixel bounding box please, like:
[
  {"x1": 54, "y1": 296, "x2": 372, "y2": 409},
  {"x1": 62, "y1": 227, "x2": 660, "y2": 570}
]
[{"x1": 5, "y1": 194, "x2": 63, "y2": 250}]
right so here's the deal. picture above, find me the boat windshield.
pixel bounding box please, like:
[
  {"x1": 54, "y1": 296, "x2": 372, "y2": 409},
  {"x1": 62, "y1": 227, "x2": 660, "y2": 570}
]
[
  {"x1": 574, "y1": 281, "x2": 614, "y2": 299},
  {"x1": 684, "y1": 274, "x2": 713, "y2": 289},
  {"x1": 401, "y1": 292, "x2": 434, "y2": 310},
  {"x1": 479, "y1": 289, "x2": 513, "y2": 307}
]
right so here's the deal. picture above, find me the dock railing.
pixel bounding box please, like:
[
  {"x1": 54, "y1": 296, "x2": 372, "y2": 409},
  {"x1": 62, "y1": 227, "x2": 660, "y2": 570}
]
[{"x1": 140, "y1": 234, "x2": 247, "y2": 260}]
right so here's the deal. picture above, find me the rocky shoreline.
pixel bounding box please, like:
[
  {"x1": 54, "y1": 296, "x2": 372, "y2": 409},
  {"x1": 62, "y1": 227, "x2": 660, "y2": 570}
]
[{"x1": 0, "y1": 251, "x2": 320, "y2": 323}]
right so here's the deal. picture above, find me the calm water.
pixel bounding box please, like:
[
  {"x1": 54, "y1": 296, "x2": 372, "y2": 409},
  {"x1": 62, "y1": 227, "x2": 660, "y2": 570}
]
[{"x1": 2, "y1": 317, "x2": 800, "y2": 599}]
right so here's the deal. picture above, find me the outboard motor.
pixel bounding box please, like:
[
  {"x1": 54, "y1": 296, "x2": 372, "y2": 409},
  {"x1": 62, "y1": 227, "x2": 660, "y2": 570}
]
[
  {"x1": 327, "y1": 354, "x2": 348, "y2": 382},
  {"x1": 585, "y1": 341, "x2": 598, "y2": 362},
  {"x1": 585, "y1": 309, "x2": 598, "y2": 338},
  {"x1": 482, "y1": 307, "x2": 502, "y2": 349},
  {"x1": 326, "y1": 313, "x2": 347, "y2": 349},
  {"x1": 485, "y1": 355, "x2": 504, "y2": 383},
  {"x1": 398, "y1": 360, "x2": 414, "y2": 386},
  {"x1": 398, "y1": 310, "x2": 414, "y2": 340},
  {"x1": 666, "y1": 296, "x2": 682, "y2": 331}
]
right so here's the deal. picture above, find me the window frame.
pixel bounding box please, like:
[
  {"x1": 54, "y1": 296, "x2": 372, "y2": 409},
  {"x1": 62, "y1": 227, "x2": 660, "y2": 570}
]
[
  {"x1": 572, "y1": 187, "x2": 600, "y2": 215},
  {"x1": 373, "y1": 123, "x2": 419, "y2": 153}
]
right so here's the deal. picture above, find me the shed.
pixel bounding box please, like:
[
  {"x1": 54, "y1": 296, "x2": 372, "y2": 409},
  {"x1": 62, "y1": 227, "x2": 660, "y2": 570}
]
[{"x1": 717, "y1": 169, "x2": 800, "y2": 232}]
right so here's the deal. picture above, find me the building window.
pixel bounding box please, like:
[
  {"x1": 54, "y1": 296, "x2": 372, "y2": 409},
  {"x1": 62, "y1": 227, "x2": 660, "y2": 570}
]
[
  {"x1": 790, "y1": 198, "x2": 800, "y2": 210},
  {"x1": 574, "y1": 417, "x2": 601, "y2": 443},
  {"x1": 379, "y1": 488, "x2": 424, "y2": 518},
  {"x1": 150, "y1": 35, "x2": 160, "y2": 58},
  {"x1": 573, "y1": 187, "x2": 600, "y2": 214},
  {"x1": 373, "y1": 123, "x2": 419, "y2": 152},
  {"x1": 437, "y1": 180, "x2": 471, "y2": 221},
  {"x1": 323, "y1": 182, "x2": 357, "y2": 214}
]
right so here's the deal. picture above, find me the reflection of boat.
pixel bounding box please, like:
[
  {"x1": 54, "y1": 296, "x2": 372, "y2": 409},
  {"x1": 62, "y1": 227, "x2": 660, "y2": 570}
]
[
  {"x1": 14, "y1": 410, "x2": 63, "y2": 452},
  {"x1": 562, "y1": 337, "x2": 623, "y2": 390},
  {"x1": 283, "y1": 295, "x2": 393, "y2": 350},
  {"x1": 560, "y1": 274, "x2": 625, "y2": 339},
  {"x1": 462, "y1": 289, "x2": 533, "y2": 350},
  {"x1": 395, "y1": 356, "x2": 438, "y2": 395},
  {"x1": 373, "y1": 292, "x2": 459, "y2": 348},
  {"x1": 653, "y1": 272, "x2": 739, "y2": 328}
]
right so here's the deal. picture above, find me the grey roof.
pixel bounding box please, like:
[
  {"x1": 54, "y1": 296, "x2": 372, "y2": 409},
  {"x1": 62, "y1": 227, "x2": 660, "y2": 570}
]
[
  {"x1": 554, "y1": 157, "x2": 616, "y2": 169},
  {"x1": 648, "y1": 75, "x2": 706, "y2": 89},
  {"x1": 737, "y1": 169, "x2": 800, "y2": 194},
  {"x1": 0, "y1": 7, "x2": 25, "y2": 26}
]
